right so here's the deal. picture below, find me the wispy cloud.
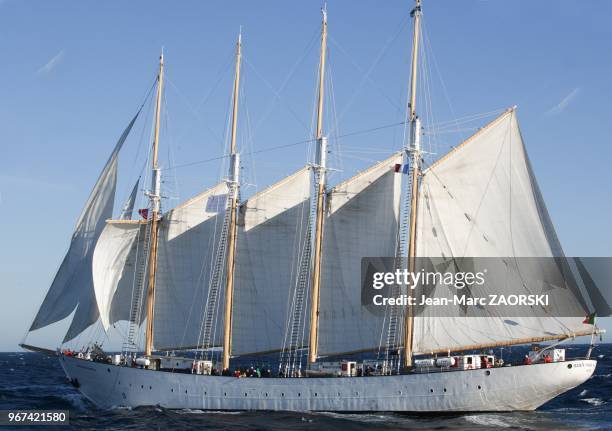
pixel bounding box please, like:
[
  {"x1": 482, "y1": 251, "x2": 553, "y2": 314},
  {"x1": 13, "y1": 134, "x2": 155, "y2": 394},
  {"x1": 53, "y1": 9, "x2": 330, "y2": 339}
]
[
  {"x1": 546, "y1": 87, "x2": 580, "y2": 116},
  {"x1": 37, "y1": 49, "x2": 65, "y2": 75}
]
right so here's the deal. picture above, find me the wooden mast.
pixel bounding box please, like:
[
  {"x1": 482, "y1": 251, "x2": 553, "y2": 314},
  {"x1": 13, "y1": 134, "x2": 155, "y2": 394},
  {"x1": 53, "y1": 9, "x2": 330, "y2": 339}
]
[
  {"x1": 308, "y1": 4, "x2": 328, "y2": 365},
  {"x1": 403, "y1": 0, "x2": 422, "y2": 368},
  {"x1": 144, "y1": 52, "x2": 165, "y2": 357},
  {"x1": 221, "y1": 30, "x2": 242, "y2": 371}
]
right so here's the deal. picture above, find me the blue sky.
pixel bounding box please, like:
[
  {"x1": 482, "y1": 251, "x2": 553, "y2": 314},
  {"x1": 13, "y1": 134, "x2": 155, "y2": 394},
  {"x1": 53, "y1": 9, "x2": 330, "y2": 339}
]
[{"x1": 0, "y1": 0, "x2": 610, "y2": 351}]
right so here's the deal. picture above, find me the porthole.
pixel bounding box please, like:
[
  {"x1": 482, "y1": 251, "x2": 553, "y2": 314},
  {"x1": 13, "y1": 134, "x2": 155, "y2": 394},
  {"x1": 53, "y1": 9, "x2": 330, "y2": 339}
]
[
  {"x1": 224, "y1": 392, "x2": 227, "y2": 396},
  {"x1": 443, "y1": 388, "x2": 447, "y2": 393},
  {"x1": 245, "y1": 393, "x2": 248, "y2": 397},
  {"x1": 314, "y1": 393, "x2": 318, "y2": 397},
  {"x1": 204, "y1": 391, "x2": 207, "y2": 395},
  {"x1": 171, "y1": 388, "x2": 174, "y2": 392},
  {"x1": 477, "y1": 385, "x2": 481, "y2": 390},
  {"x1": 298, "y1": 393, "x2": 301, "y2": 397},
  {"x1": 485, "y1": 370, "x2": 491, "y2": 376},
  {"x1": 118, "y1": 381, "x2": 121, "y2": 385},
  {"x1": 355, "y1": 392, "x2": 359, "y2": 396},
  {"x1": 265, "y1": 393, "x2": 268, "y2": 397},
  {"x1": 338, "y1": 392, "x2": 341, "y2": 396},
  {"x1": 281, "y1": 393, "x2": 285, "y2": 397},
  {"x1": 567, "y1": 364, "x2": 573, "y2": 369},
  {"x1": 107, "y1": 368, "x2": 111, "y2": 373},
  {"x1": 430, "y1": 389, "x2": 434, "y2": 393},
  {"x1": 185, "y1": 390, "x2": 188, "y2": 394},
  {"x1": 141, "y1": 385, "x2": 144, "y2": 389},
  {"x1": 398, "y1": 391, "x2": 402, "y2": 395},
  {"x1": 149, "y1": 386, "x2": 152, "y2": 390}
]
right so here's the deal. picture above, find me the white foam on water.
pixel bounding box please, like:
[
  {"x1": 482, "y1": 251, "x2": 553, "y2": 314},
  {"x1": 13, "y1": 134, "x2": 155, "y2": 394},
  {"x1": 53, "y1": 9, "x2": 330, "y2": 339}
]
[
  {"x1": 579, "y1": 389, "x2": 588, "y2": 396},
  {"x1": 318, "y1": 412, "x2": 395, "y2": 423},
  {"x1": 61, "y1": 392, "x2": 89, "y2": 411},
  {"x1": 465, "y1": 414, "x2": 513, "y2": 428},
  {"x1": 581, "y1": 398, "x2": 605, "y2": 407},
  {"x1": 109, "y1": 405, "x2": 132, "y2": 411},
  {"x1": 200, "y1": 410, "x2": 244, "y2": 415},
  {"x1": 177, "y1": 409, "x2": 205, "y2": 414}
]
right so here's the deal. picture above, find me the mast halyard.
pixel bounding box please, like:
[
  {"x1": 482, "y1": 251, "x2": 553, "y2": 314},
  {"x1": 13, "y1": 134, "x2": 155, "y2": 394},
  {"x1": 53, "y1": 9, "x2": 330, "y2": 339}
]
[
  {"x1": 402, "y1": 0, "x2": 422, "y2": 368},
  {"x1": 221, "y1": 30, "x2": 242, "y2": 371},
  {"x1": 144, "y1": 52, "x2": 165, "y2": 357},
  {"x1": 307, "y1": 4, "x2": 328, "y2": 365}
]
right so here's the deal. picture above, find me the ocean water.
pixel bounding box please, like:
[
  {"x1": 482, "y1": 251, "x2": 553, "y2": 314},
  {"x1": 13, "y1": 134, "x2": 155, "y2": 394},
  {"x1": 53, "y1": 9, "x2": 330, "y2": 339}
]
[{"x1": 0, "y1": 345, "x2": 610, "y2": 430}]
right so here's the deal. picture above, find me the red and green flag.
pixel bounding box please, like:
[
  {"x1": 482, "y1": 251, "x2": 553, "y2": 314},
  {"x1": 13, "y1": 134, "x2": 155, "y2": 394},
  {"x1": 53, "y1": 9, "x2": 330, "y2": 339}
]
[{"x1": 582, "y1": 312, "x2": 596, "y2": 325}]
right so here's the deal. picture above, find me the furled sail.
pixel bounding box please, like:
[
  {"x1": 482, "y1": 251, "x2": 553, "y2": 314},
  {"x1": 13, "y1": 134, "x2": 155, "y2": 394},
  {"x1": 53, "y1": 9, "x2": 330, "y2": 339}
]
[
  {"x1": 317, "y1": 154, "x2": 402, "y2": 356},
  {"x1": 152, "y1": 183, "x2": 229, "y2": 350},
  {"x1": 231, "y1": 167, "x2": 312, "y2": 355},
  {"x1": 29, "y1": 113, "x2": 139, "y2": 343},
  {"x1": 413, "y1": 109, "x2": 593, "y2": 354}
]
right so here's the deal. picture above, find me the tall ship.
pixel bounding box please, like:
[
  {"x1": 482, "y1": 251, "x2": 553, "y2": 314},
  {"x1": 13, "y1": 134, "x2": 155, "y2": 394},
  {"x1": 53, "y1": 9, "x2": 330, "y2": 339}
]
[{"x1": 22, "y1": 1, "x2": 606, "y2": 412}]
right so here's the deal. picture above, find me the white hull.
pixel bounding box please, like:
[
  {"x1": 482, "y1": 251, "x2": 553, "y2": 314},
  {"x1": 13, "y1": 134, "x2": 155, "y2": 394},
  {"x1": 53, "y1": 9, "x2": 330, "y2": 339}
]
[{"x1": 60, "y1": 356, "x2": 596, "y2": 412}]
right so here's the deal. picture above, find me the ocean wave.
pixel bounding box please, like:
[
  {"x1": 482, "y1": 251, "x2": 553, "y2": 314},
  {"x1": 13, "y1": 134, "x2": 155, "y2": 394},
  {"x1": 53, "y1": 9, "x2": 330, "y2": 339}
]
[
  {"x1": 464, "y1": 414, "x2": 513, "y2": 428},
  {"x1": 60, "y1": 392, "x2": 90, "y2": 411}
]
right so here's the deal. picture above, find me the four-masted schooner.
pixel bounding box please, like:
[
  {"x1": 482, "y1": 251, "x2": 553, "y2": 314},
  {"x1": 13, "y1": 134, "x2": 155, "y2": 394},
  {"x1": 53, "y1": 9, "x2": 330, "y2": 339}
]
[{"x1": 22, "y1": 0, "x2": 604, "y2": 412}]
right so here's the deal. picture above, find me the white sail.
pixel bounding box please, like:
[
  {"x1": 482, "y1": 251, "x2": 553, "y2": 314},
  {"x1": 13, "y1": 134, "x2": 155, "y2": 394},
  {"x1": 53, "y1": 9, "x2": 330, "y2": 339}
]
[
  {"x1": 91, "y1": 183, "x2": 229, "y2": 349},
  {"x1": 231, "y1": 167, "x2": 312, "y2": 355},
  {"x1": 29, "y1": 114, "x2": 138, "y2": 343},
  {"x1": 317, "y1": 154, "x2": 402, "y2": 356},
  {"x1": 120, "y1": 179, "x2": 140, "y2": 220},
  {"x1": 92, "y1": 221, "x2": 146, "y2": 330},
  {"x1": 413, "y1": 109, "x2": 592, "y2": 354},
  {"x1": 152, "y1": 183, "x2": 229, "y2": 350}
]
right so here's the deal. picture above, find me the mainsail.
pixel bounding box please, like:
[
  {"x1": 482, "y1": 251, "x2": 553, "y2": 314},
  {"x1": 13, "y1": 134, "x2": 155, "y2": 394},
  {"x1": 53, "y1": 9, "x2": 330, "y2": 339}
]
[
  {"x1": 153, "y1": 183, "x2": 229, "y2": 350},
  {"x1": 29, "y1": 113, "x2": 139, "y2": 343},
  {"x1": 232, "y1": 167, "x2": 312, "y2": 355},
  {"x1": 317, "y1": 153, "x2": 402, "y2": 356},
  {"x1": 412, "y1": 109, "x2": 594, "y2": 354}
]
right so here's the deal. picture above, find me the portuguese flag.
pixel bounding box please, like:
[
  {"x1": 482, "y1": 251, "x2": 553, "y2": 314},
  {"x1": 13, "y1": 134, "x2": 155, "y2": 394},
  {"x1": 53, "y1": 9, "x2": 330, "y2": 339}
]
[{"x1": 582, "y1": 312, "x2": 596, "y2": 325}]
